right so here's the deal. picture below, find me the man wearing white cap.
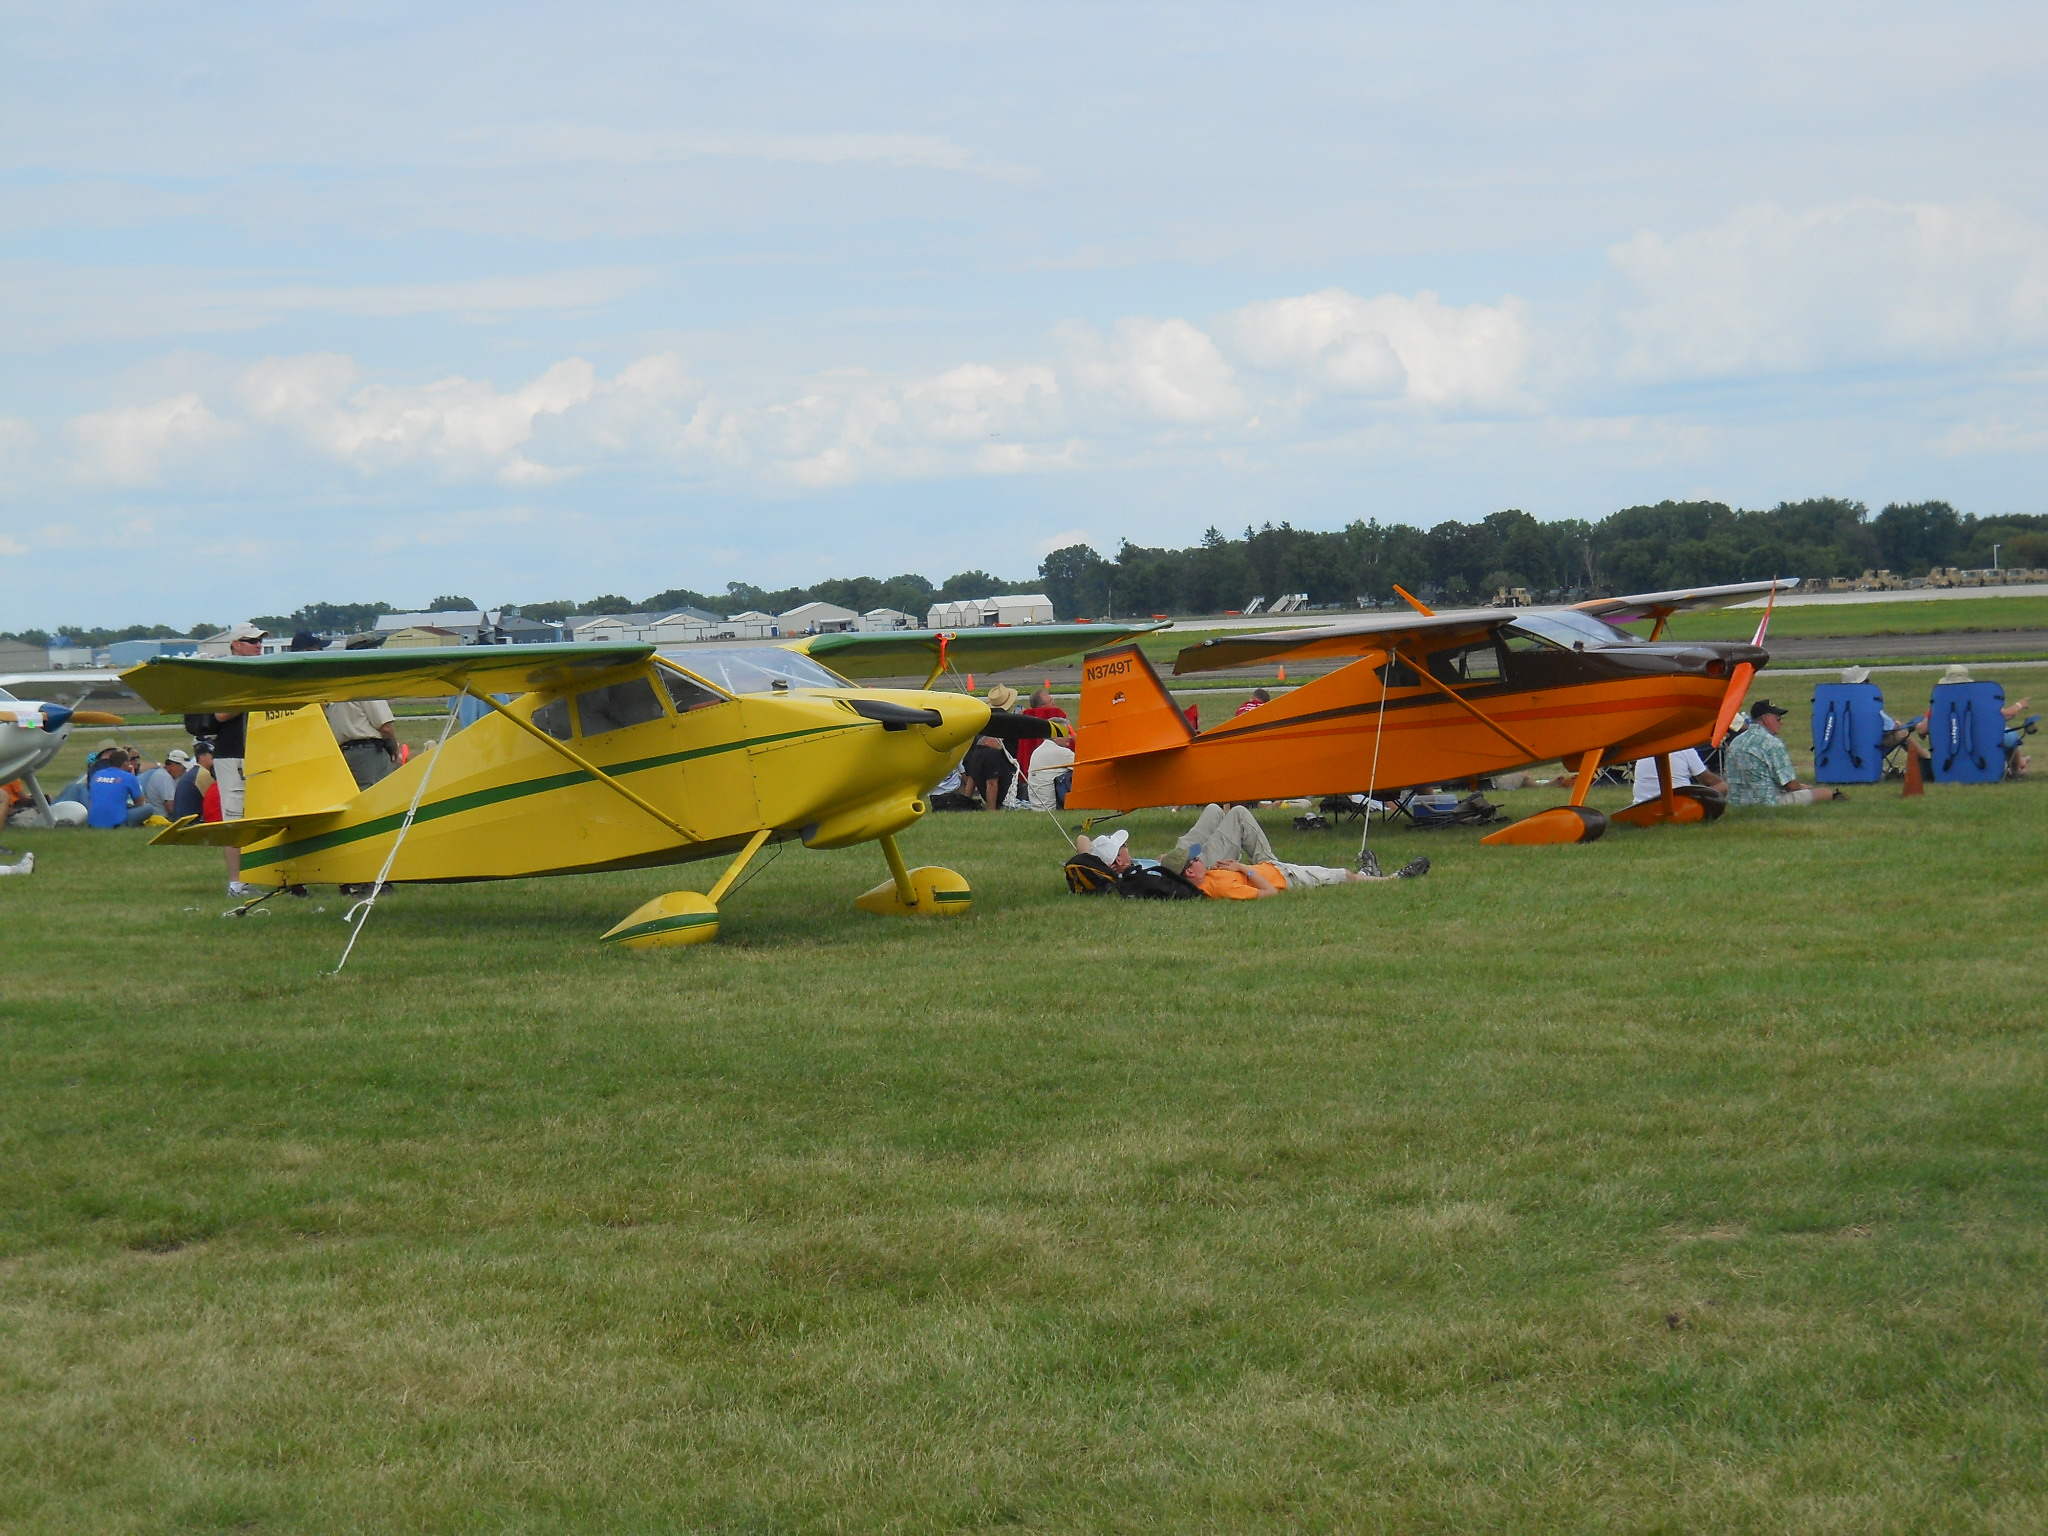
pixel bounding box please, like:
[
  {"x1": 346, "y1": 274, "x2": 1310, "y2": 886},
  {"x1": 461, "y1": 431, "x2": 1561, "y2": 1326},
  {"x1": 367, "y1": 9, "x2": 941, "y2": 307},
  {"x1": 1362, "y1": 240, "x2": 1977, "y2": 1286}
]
[{"x1": 138, "y1": 747, "x2": 193, "y2": 818}]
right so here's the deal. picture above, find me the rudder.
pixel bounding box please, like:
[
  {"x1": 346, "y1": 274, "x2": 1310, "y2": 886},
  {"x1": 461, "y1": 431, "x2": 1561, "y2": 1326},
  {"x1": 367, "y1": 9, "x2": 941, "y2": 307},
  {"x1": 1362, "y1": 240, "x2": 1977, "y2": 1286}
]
[
  {"x1": 244, "y1": 705, "x2": 359, "y2": 820},
  {"x1": 1075, "y1": 644, "x2": 1194, "y2": 763}
]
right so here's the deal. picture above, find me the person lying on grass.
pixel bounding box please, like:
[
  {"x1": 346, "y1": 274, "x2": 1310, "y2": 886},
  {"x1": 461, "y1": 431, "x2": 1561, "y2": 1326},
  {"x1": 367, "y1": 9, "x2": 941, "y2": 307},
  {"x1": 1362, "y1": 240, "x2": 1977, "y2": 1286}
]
[{"x1": 1156, "y1": 803, "x2": 1427, "y2": 899}]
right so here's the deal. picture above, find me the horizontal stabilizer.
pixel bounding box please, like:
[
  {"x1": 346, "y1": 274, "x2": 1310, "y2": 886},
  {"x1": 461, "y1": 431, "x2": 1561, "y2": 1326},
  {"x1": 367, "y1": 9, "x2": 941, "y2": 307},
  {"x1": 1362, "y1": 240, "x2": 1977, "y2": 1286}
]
[
  {"x1": 149, "y1": 814, "x2": 328, "y2": 849},
  {"x1": 123, "y1": 642, "x2": 653, "y2": 712},
  {"x1": 801, "y1": 622, "x2": 1169, "y2": 680}
]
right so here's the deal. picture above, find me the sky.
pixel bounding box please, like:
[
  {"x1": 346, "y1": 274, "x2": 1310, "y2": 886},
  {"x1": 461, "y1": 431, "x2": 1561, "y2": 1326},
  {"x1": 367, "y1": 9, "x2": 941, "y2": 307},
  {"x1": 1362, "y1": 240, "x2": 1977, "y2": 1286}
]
[{"x1": 5, "y1": 1, "x2": 2047, "y2": 630}]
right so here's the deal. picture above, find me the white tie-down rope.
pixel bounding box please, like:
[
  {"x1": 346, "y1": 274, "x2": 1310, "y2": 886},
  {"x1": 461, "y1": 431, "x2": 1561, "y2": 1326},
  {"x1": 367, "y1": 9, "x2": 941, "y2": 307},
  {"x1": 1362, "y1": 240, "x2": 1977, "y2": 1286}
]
[
  {"x1": 1360, "y1": 647, "x2": 1394, "y2": 865},
  {"x1": 328, "y1": 701, "x2": 460, "y2": 976}
]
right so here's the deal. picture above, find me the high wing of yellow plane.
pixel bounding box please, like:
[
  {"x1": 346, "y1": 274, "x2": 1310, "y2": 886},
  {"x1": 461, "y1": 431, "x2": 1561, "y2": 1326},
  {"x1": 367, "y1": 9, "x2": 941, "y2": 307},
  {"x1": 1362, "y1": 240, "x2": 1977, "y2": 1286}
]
[{"x1": 122, "y1": 626, "x2": 1162, "y2": 948}]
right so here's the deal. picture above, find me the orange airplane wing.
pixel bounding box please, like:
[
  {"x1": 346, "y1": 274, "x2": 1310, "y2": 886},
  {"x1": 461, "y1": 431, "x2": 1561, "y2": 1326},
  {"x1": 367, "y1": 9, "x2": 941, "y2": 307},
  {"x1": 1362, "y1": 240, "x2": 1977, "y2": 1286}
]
[
  {"x1": 1171, "y1": 610, "x2": 1506, "y2": 675},
  {"x1": 1575, "y1": 577, "x2": 1798, "y2": 625}
]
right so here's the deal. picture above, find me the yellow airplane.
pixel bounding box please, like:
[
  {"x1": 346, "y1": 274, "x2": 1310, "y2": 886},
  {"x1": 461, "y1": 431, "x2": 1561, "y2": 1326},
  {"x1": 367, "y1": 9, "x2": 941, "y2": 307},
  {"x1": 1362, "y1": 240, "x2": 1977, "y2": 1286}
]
[{"x1": 122, "y1": 625, "x2": 1158, "y2": 947}]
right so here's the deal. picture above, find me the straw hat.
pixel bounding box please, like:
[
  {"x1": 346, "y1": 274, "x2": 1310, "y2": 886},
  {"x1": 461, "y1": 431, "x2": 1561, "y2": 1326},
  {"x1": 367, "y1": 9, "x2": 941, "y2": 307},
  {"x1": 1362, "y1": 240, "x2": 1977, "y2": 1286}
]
[
  {"x1": 1840, "y1": 666, "x2": 1870, "y2": 684},
  {"x1": 985, "y1": 684, "x2": 1020, "y2": 710},
  {"x1": 1939, "y1": 665, "x2": 1974, "y2": 685}
]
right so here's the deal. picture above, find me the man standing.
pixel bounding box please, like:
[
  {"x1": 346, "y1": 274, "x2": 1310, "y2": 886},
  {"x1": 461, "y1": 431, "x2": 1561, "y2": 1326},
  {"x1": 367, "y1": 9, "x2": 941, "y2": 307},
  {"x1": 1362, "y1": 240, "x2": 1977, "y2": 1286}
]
[
  {"x1": 1725, "y1": 700, "x2": 1844, "y2": 806},
  {"x1": 325, "y1": 698, "x2": 398, "y2": 789},
  {"x1": 211, "y1": 622, "x2": 266, "y2": 894}
]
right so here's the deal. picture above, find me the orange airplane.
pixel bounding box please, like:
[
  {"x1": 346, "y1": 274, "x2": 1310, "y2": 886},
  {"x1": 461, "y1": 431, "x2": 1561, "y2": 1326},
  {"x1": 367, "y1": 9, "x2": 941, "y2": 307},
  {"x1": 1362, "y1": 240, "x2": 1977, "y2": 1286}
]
[{"x1": 1067, "y1": 578, "x2": 1794, "y2": 844}]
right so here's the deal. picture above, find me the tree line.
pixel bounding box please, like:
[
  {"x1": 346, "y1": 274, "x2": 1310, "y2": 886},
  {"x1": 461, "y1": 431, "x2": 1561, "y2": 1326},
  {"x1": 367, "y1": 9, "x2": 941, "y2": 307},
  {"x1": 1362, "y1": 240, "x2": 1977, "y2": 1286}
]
[{"x1": 12, "y1": 498, "x2": 2043, "y2": 646}]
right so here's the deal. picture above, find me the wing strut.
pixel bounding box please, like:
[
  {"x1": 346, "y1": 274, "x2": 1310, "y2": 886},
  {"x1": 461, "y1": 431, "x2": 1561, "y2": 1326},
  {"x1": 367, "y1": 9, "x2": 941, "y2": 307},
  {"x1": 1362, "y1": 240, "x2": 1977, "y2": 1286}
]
[
  {"x1": 464, "y1": 687, "x2": 696, "y2": 841},
  {"x1": 1389, "y1": 647, "x2": 1541, "y2": 762}
]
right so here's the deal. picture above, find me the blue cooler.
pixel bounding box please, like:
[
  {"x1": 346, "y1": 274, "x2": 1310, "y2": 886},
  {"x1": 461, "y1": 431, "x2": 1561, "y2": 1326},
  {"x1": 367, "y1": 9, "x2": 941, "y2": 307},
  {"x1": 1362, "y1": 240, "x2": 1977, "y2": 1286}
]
[
  {"x1": 1811, "y1": 683, "x2": 1885, "y2": 783},
  {"x1": 1926, "y1": 681, "x2": 2006, "y2": 784}
]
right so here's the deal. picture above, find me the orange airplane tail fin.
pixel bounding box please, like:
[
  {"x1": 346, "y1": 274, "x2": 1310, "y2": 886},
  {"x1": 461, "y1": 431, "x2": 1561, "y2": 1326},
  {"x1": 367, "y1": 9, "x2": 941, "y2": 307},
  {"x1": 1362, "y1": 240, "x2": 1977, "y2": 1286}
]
[{"x1": 1075, "y1": 643, "x2": 1195, "y2": 764}]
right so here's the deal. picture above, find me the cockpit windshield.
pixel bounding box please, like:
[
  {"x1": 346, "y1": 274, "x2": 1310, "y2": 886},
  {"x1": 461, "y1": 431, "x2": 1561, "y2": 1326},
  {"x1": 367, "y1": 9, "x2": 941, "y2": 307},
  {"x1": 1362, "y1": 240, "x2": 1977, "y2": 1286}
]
[
  {"x1": 661, "y1": 646, "x2": 852, "y2": 694},
  {"x1": 1503, "y1": 611, "x2": 1645, "y2": 651}
]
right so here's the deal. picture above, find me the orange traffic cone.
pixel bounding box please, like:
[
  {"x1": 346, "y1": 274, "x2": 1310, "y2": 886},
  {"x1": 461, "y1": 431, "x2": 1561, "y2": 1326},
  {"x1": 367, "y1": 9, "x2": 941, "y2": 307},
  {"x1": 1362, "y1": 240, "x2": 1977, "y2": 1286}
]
[
  {"x1": 1277, "y1": 665, "x2": 1287, "y2": 682},
  {"x1": 1903, "y1": 739, "x2": 1924, "y2": 797},
  {"x1": 966, "y1": 673, "x2": 975, "y2": 691}
]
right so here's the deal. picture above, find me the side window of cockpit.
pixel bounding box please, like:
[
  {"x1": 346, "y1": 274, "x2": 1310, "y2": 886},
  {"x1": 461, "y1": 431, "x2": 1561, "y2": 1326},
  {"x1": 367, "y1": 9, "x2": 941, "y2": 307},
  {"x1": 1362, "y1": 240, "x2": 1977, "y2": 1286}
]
[
  {"x1": 531, "y1": 698, "x2": 572, "y2": 740},
  {"x1": 1427, "y1": 642, "x2": 1503, "y2": 684},
  {"x1": 1375, "y1": 656, "x2": 1422, "y2": 689},
  {"x1": 575, "y1": 677, "x2": 666, "y2": 736},
  {"x1": 658, "y1": 670, "x2": 727, "y2": 714}
]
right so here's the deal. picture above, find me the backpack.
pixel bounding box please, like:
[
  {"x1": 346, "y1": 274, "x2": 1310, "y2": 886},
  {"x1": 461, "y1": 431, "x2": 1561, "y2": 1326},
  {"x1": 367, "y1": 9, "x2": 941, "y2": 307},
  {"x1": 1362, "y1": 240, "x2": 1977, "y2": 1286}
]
[
  {"x1": 1115, "y1": 865, "x2": 1205, "y2": 901},
  {"x1": 1064, "y1": 852, "x2": 1120, "y2": 894}
]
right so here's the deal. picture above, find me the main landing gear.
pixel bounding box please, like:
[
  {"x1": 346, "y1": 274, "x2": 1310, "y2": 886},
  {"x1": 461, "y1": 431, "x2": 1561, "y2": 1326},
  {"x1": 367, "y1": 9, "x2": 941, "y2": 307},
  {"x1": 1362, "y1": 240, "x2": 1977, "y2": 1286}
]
[{"x1": 601, "y1": 831, "x2": 970, "y2": 949}]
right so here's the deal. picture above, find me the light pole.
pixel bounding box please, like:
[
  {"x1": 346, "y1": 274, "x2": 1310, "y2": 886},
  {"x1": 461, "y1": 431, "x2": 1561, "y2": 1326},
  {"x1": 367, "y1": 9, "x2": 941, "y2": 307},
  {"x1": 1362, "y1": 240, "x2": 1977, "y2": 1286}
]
[{"x1": 1992, "y1": 543, "x2": 2002, "y2": 571}]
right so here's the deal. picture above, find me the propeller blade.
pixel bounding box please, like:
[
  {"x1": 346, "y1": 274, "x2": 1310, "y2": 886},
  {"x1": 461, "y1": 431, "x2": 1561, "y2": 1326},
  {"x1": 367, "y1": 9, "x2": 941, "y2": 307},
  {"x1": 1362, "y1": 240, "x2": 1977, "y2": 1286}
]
[
  {"x1": 1749, "y1": 579, "x2": 1780, "y2": 647},
  {"x1": 977, "y1": 712, "x2": 1057, "y2": 741},
  {"x1": 1710, "y1": 662, "x2": 1755, "y2": 747},
  {"x1": 67, "y1": 709, "x2": 127, "y2": 726}
]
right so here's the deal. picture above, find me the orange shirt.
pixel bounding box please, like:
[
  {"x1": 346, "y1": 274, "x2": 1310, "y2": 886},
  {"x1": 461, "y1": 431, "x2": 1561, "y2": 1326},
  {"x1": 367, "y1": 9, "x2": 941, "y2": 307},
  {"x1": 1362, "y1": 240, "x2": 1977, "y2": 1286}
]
[{"x1": 1198, "y1": 862, "x2": 1289, "y2": 900}]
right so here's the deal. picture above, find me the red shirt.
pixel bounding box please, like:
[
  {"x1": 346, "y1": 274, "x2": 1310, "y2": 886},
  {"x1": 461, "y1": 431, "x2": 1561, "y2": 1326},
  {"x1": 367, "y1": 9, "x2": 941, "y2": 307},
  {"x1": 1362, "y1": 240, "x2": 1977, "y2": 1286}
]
[{"x1": 1017, "y1": 705, "x2": 1067, "y2": 774}]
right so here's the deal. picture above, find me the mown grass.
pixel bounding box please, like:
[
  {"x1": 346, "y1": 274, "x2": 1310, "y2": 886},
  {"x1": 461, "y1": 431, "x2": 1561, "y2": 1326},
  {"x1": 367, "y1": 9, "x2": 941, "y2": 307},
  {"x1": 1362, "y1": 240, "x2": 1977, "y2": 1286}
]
[{"x1": 3, "y1": 671, "x2": 2044, "y2": 1532}]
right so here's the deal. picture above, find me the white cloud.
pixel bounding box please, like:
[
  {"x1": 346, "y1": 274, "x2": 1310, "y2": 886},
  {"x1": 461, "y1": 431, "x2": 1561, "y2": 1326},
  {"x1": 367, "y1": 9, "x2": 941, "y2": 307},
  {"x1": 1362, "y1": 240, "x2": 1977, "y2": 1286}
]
[
  {"x1": 1609, "y1": 200, "x2": 2048, "y2": 379},
  {"x1": 0, "y1": 262, "x2": 653, "y2": 348},
  {"x1": 482, "y1": 125, "x2": 1019, "y2": 178},
  {"x1": 237, "y1": 353, "x2": 625, "y2": 474},
  {"x1": 1930, "y1": 417, "x2": 2048, "y2": 456},
  {"x1": 1064, "y1": 317, "x2": 1244, "y2": 423},
  {"x1": 65, "y1": 393, "x2": 238, "y2": 485},
  {"x1": 1224, "y1": 287, "x2": 1534, "y2": 408}
]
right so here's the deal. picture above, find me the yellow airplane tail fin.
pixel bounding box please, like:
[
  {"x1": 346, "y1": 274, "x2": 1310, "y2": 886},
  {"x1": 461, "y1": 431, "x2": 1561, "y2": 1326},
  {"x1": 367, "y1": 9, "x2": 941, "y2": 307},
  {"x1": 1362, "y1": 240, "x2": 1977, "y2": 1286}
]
[
  {"x1": 244, "y1": 705, "x2": 358, "y2": 820},
  {"x1": 1074, "y1": 643, "x2": 1194, "y2": 764}
]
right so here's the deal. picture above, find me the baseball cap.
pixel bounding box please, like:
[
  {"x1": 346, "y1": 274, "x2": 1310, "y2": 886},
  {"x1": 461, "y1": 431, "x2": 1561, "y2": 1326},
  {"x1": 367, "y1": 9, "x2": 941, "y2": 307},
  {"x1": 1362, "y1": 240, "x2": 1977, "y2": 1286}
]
[
  {"x1": 1749, "y1": 699, "x2": 1787, "y2": 719},
  {"x1": 91, "y1": 737, "x2": 118, "y2": 755},
  {"x1": 1089, "y1": 828, "x2": 1129, "y2": 863},
  {"x1": 227, "y1": 621, "x2": 269, "y2": 642},
  {"x1": 166, "y1": 749, "x2": 194, "y2": 766},
  {"x1": 191, "y1": 740, "x2": 215, "y2": 756},
  {"x1": 1158, "y1": 845, "x2": 1194, "y2": 876}
]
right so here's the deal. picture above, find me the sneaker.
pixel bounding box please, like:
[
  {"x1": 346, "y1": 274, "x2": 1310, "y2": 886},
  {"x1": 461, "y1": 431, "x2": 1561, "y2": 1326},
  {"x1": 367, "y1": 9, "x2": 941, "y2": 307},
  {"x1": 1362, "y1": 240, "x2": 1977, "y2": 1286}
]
[
  {"x1": 1356, "y1": 848, "x2": 1382, "y2": 877},
  {"x1": 287, "y1": 885, "x2": 311, "y2": 898},
  {"x1": 228, "y1": 881, "x2": 260, "y2": 898},
  {"x1": 1392, "y1": 857, "x2": 1431, "y2": 879},
  {"x1": 0, "y1": 850, "x2": 32, "y2": 876}
]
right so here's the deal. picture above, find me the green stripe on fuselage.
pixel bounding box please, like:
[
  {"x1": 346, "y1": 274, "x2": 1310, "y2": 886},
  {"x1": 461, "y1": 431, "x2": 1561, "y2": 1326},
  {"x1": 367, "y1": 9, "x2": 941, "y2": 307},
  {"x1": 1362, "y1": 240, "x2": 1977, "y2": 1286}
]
[{"x1": 242, "y1": 722, "x2": 852, "y2": 870}]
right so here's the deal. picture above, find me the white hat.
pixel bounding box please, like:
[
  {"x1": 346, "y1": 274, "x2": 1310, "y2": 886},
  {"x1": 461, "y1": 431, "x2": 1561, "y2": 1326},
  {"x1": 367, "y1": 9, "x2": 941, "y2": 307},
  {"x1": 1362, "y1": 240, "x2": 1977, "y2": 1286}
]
[
  {"x1": 227, "y1": 621, "x2": 269, "y2": 641},
  {"x1": 1088, "y1": 828, "x2": 1129, "y2": 863},
  {"x1": 1939, "y1": 664, "x2": 1974, "y2": 685},
  {"x1": 166, "y1": 748, "x2": 194, "y2": 766},
  {"x1": 1841, "y1": 666, "x2": 1870, "y2": 684}
]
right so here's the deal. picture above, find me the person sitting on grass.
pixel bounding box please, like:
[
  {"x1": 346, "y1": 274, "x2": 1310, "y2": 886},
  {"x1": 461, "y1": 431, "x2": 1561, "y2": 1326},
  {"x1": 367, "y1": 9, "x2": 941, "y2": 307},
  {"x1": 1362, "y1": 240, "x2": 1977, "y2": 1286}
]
[
  {"x1": 1158, "y1": 802, "x2": 1427, "y2": 898},
  {"x1": 1725, "y1": 700, "x2": 1845, "y2": 806},
  {"x1": 85, "y1": 746, "x2": 151, "y2": 829}
]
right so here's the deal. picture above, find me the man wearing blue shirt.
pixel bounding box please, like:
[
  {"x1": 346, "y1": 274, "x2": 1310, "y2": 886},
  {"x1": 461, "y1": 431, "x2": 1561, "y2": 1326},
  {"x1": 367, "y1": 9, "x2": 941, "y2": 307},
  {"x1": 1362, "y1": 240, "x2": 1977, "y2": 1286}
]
[{"x1": 85, "y1": 749, "x2": 148, "y2": 828}]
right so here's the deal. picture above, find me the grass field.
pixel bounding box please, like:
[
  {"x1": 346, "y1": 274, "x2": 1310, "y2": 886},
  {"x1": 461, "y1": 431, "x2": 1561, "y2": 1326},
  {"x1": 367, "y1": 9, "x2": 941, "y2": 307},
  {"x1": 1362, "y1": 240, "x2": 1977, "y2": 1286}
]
[{"x1": 5, "y1": 668, "x2": 2045, "y2": 1531}]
